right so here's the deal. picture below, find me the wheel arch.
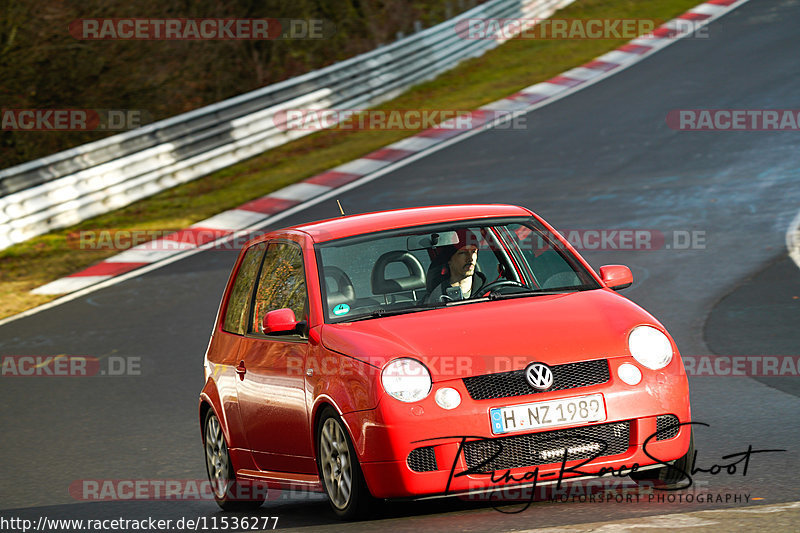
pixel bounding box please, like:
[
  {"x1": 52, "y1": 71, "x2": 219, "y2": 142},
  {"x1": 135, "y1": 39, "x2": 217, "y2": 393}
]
[
  {"x1": 310, "y1": 396, "x2": 344, "y2": 455},
  {"x1": 199, "y1": 377, "x2": 233, "y2": 447}
]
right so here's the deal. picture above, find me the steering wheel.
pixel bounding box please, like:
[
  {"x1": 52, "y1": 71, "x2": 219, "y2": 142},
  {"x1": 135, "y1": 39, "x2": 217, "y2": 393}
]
[{"x1": 477, "y1": 279, "x2": 528, "y2": 298}]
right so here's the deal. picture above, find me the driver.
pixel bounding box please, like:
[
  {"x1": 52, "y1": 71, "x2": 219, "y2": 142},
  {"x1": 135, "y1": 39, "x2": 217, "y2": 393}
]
[{"x1": 426, "y1": 230, "x2": 487, "y2": 301}]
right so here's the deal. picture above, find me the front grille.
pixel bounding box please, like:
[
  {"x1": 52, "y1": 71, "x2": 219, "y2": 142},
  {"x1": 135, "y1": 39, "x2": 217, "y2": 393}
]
[
  {"x1": 463, "y1": 359, "x2": 610, "y2": 400},
  {"x1": 656, "y1": 415, "x2": 680, "y2": 441},
  {"x1": 463, "y1": 421, "x2": 630, "y2": 472},
  {"x1": 407, "y1": 446, "x2": 437, "y2": 472}
]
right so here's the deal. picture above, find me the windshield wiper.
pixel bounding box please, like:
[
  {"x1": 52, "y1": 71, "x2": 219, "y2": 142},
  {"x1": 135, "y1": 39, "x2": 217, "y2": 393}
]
[
  {"x1": 344, "y1": 306, "x2": 436, "y2": 322},
  {"x1": 486, "y1": 287, "x2": 585, "y2": 301},
  {"x1": 343, "y1": 298, "x2": 482, "y2": 322}
]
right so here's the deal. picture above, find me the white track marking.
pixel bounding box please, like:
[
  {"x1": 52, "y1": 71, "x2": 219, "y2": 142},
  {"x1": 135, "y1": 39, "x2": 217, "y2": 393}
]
[
  {"x1": 387, "y1": 137, "x2": 444, "y2": 152},
  {"x1": 31, "y1": 276, "x2": 112, "y2": 295},
  {"x1": 190, "y1": 209, "x2": 266, "y2": 231},
  {"x1": 332, "y1": 158, "x2": 391, "y2": 175},
  {"x1": 267, "y1": 182, "x2": 332, "y2": 202}
]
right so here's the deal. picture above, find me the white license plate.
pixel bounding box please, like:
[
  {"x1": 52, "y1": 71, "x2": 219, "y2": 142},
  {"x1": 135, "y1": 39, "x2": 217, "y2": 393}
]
[{"x1": 489, "y1": 394, "x2": 606, "y2": 435}]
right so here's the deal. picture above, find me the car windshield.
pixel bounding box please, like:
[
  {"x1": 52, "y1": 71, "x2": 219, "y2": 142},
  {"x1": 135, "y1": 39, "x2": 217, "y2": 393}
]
[{"x1": 316, "y1": 217, "x2": 600, "y2": 322}]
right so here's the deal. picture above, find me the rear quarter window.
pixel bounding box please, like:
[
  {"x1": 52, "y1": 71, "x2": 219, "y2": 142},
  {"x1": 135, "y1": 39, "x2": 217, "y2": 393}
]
[{"x1": 222, "y1": 243, "x2": 266, "y2": 335}]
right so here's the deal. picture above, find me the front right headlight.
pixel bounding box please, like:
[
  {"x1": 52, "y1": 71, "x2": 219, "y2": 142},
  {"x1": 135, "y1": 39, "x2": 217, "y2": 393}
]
[
  {"x1": 628, "y1": 325, "x2": 673, "y2": 370},
  {"x1": 381, "y1": 358, "x2": 432, "y2": 402}
]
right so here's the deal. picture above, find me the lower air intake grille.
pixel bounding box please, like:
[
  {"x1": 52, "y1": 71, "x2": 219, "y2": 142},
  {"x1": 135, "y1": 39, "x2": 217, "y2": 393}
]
[
  {"x1": 407, "y1": 446, "x2": 437, "y2": 472},
  {"x1": 463, "y1": 421, "x2": 630, "y2": 472},
  {"x1": 656, "y1": 415, "x2": 680, "y2": 441}
]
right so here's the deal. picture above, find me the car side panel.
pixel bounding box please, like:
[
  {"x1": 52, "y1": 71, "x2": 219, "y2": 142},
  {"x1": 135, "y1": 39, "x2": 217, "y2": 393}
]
[
  {"x1": 238, "y1": 336, "x2": 315, "y2": 474},
  {"x1": 203, "y1": 331, "x2": 250, "y2": 451},
  {"x1": 306, "y1": 345, "x2": 381, "y2": 415}
]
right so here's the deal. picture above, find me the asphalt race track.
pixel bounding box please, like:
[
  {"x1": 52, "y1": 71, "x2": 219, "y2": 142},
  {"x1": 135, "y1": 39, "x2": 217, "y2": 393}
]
[{"x1": 1, "y1": 0, "x2": 799, "y2": 530}]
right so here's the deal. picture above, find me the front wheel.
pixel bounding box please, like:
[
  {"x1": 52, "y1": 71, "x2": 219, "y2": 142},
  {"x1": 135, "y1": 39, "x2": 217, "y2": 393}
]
[
  {"x1": 631, "y1": 428, "x2": 695, "y2": 488},
  {"x1": 203, "y1": 410, "x2": 265, "y2": 511},
  {"x1": 317, "y1": 408, "x2": 376, "y2": 520}
]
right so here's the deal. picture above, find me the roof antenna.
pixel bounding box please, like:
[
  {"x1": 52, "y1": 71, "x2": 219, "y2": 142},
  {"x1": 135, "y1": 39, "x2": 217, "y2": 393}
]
[{"x1": 336, "y1": 199, "x2": 346, "y2": 216}]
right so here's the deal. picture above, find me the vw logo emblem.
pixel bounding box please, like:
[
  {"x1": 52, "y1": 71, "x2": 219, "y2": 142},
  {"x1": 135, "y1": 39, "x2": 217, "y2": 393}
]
[{"x1": 525, "y1": 362, "x2": 554, "y2": 391}]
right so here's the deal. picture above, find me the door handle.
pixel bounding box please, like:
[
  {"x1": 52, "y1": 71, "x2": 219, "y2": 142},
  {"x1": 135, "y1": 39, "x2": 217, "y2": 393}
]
[{"x1": 235, "y1": 360, "x2": 246, "y2": 380}]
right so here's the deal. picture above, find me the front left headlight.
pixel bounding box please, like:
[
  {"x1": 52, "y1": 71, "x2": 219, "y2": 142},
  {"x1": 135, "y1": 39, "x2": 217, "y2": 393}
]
[
  {"x1": 628, "y1": 325, "x2": 673, "y2": 370},
  {"x1": 381, "y1": 358, "x2": 432, "y2": 402}
]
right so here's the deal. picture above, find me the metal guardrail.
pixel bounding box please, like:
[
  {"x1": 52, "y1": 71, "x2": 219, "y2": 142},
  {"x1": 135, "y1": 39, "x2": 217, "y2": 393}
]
[{"x1": 0, "y1": 0, "x2": 574, "y2": 249}]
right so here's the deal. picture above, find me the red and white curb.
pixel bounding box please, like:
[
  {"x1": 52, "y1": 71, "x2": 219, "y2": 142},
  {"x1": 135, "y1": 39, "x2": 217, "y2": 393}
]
[{"x1": 31, "y1": 0, "x2": 748, "y2": 296}]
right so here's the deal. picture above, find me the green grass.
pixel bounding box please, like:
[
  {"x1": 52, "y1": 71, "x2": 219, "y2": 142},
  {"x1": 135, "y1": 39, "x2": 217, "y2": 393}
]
[{"x1": 0, "y1": 0, "x2": 703, "y2": 319}]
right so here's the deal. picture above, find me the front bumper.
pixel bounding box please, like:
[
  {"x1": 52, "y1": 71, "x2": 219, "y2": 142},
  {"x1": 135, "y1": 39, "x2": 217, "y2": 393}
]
[{"x1": 344, "y1": 355, "x2": 691, "y2": 499}]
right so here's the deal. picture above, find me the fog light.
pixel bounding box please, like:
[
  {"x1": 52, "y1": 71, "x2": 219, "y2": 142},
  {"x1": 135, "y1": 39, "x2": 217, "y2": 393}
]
[
  {"x1": 435, "y1": 388, "x2": 461, "y2": 410},
  {"x1": 618, "y1": 363, "x2": 642, "y2": 385}
]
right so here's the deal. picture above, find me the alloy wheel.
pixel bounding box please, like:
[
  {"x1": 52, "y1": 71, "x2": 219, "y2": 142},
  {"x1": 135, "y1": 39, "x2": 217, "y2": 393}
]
[
  {"x1": 205, "y1": 413, "x2": 230, "y2": 499},
  {"x1": 320, "y1": 417, "x2": 353, "y2": 509}
]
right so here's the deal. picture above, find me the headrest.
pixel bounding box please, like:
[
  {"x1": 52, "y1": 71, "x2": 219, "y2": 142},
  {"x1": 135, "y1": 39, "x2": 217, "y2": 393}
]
[
  {"x1": 371, "y1": 251, "x2": 426, "y2": 294},
  {"x1": 324, "y1": 266, "x2": 355, "y2": 307}
]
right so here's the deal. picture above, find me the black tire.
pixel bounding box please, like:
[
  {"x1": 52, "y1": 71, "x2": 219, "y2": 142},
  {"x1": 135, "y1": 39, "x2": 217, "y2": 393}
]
[
  {"x1": 631, "y1": 427, "x2": 695, "y2": 488},
  {"x1": 203, "y1": 409, "x2": 265, "y2": 511},
  {"x1": 316, "y1": 407, "x2": 376, "y2": 520}
]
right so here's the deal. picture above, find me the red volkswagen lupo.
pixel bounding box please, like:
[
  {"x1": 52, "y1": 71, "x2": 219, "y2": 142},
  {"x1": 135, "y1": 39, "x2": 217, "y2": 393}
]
[{"x1": 199, "y1": 205, "x2": 692, "y2": 519}]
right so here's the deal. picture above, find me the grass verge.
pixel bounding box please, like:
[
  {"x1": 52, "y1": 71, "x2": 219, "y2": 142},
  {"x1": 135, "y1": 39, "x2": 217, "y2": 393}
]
[{"x1": 0, "y1": 0, "x2": 704, "y2": 319}]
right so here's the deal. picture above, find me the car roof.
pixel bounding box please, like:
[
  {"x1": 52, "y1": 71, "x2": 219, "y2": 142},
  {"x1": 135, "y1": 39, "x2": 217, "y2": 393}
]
[{"x1": 286, "y1": 204, "x2": 534, "y2": 243}]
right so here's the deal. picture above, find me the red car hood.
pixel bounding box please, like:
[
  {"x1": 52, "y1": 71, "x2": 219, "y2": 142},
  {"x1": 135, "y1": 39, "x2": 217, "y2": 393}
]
[{"x1": 320, "y1": 289, "x2": 668, "y2": 380}]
